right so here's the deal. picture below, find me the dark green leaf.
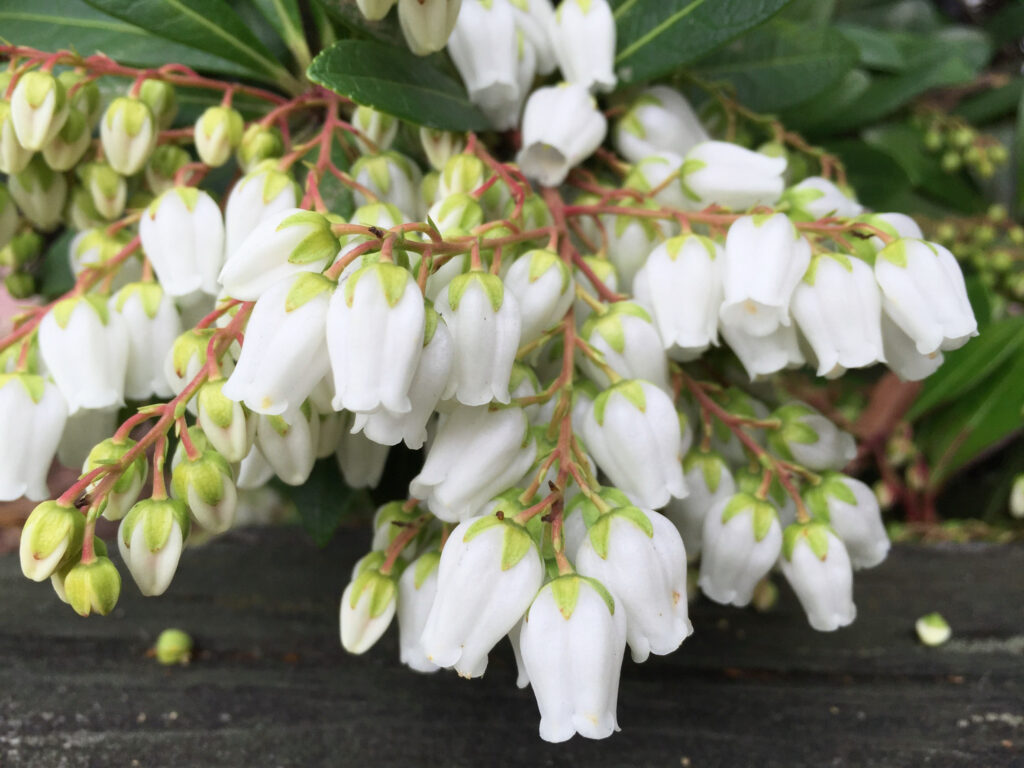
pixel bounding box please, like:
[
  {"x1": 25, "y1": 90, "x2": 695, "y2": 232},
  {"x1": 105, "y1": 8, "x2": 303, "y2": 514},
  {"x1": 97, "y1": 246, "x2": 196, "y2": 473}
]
[
  {"x1": 313, "y1": 0, "x2": 404, "y2": 47},
  {"x1": 982, "y1": 1, "x2": 1024, "y2": 48},
  {"x1": 692, "y1": 21, "x2": 857, "y2": 113},
  {"x1": 1016, "y1": 86, "x2": 1024, "y2": 217},
  {"x1": 782, "y1": 69, "x2": 871, "y2": 135},
  {"x1": 273, "y1": 459, "x2": 370, "y2": 547},
  {"x1": 834, "y1": 0, "x2": 941, "y2": 33},
  {"x1": 0, "y1": 0, "x2": 254, "y2": 76},
  {"x1": 613, "y1": 0, "x2": 794, "y2": 85},
  {"x1": 835, "y1": 23, "x2": 906, "y2": 71},
  {"x1": 819, "y1": 139, "x2": 911, "y2": 210},
  {"x1": 248, "y1": 0, "x2": 312, "y2": 66},
  {"x1": 38, "y1": 231, "x2": 76, "y2": 300},
  {"x1": 955, "y1": 79, "x2": 1024, "y2": 125},
  {"x1": 307, "y1": 39, "x2": 489, "y2": 131},
  {"x1": 908, "y1": 315, "x2": 1024, "y2": 421},
  {"x1": 83, "y1": 0, "x2": 295, "y2": 85}
]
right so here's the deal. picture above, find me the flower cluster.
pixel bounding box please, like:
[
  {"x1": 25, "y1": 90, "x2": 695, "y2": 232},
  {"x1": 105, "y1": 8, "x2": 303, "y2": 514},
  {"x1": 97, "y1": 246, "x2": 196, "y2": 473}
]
[{"x1": 1, "y1": 13, "x2": 978, "y2": 745}]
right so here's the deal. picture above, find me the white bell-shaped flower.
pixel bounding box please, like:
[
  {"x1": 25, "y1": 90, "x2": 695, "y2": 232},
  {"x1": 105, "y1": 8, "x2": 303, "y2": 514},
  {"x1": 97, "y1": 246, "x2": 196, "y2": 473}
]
[
  {"x1": 699, "y1": 492, "x2": 782, "y2": 606},
  {"x1": 222, "y1": 272, "x2": 334, "y2": 416},
  {"x1": 874, "y1": 238, "x2": 977, "y2": 355},
  {"x1": 503, "y1": 249, "x2": 573, "y2": 344},
  {"x1": 436, "y1": 271, "x2": 521, "y2": 406},
  {"x1": 10, "y1": 71, "x2": 69, "y2": 151},
  {"x1": 615, "y1": 86, "x2": 708, "y2": 164},
  {"x1": 552, "y1": 0, "x2": 615, "y2": 92},
  {"x1": 335, "y1": 413, "x2": 390, "y2": 488},
  {"x1": 410, "y1": 405, "x2": 537, "y2": 522},
  {"x1": 561, "y1": 487, "x2": 631, "y2": 562},
  {"x1": 236, "y1": 444, "x2": 275, "y2": 489},
  {"x1": 663, "y1": 451, "x2": 735, "y2": 559},
  {"x1": 682, "y1": 141, "x2": 786, "y2": 210},
  {"x1": 340, "y1": 567, "x2": 398, "y2": 654},
  {"x1": 194, "y1": 105, "x2": 243, "y2": 167},
  {"x1": 0, "y1": 100, "x2": 33, "y2": 174},
  {"x1": 805, "y1": 472, "x2": 889, "y2": 570},
  {"x1": 8, "y1": 157, "x2": 67, "y2": 232},
  {"x1": 791, "y1": 253, "x2": 885, "y2": 378},
  {"x1": 511, "y1": 0, "x2": 558, "y2": 75},
  {"x1": 118, "y1": 498, "x2": 189, "y2": 596},
  {"x1": 351, "y1": 306, "x2": 453, "y2": 449},
  {"x1": 785, "y1": 176, "x2": 863, "y2": 220},
  {"x1": 327, "y1": 262, "x2": 425, "y2": 414},
  {"x1": 398, "y1": 550, "x2": 441, "y2": 673},
  {"x1": 219, "y1": 208, "x2": 338, "y2": 301},
  {"x1": 578, "y1": 302, "x2": 670, "y2": 393},
  {"x1": 448, "y1": 0, "x2": 520, "y2": 127},
  {"x1": 39, "y1": 296, "x2": 129, "y2": 414},
  {"x1": 881, "y1": 313, "x2": 943, "y2": 382},
  {"x1": 720, "y1": 213, "x2": 811, "y2": 337},
  {"x1": 197, "y1": 378, "x2": 254, "y2": 463},
  {"x1": 140, "y1": 187, "x2": 225, "y2": 298},
  {"x1": 256, "y1": 406, "x2": 320, "y2": 486},
  {"x1": 224, "y1": 164, "x2": 300, "y2": 258},
  {"x1": 866, "y1": 212, "x2": 923, "y2": 251},
  {"x1": 420, "y1": 513, "x2": 544, "y2": 677},
  {"x1": 350, "y1": 105, "x2": 399, "y2": 154},
  {"x1": 110, "y1": 282, "x2": 182, "y2": 399},
  {"x1": 780, "y1": 522, "x2": 857, "y2": 632},
  {"x1": 41, "y1": 110, "x2": 91, "y2": 171},
  {"x1": 720, "y1": 319, "x2": 804, "y2": 380},
  {"x1": 79, "y1": 161, "x2": 126, "y2": 221},
  {"x1": 768, "y1": 402, "x2": 856, "y2": 472},
  {"x1": 0, "y1": 375, "x2": 67, "y2": 501},
  {"x1": 100, "y1": 96, "x2": 158, "y2": 176},
  {"x1": 419, "y1": 128, "x2": 466, "y2": 172},
  {"x1": 517, "y1": 83, "x2": 607, "y2": 187},
  {"x1": 581, "y1": 380, "x2": 686, "y2": 509},
  {"x1": 633, "y1": 234, "x2": 723, "y2": 361},
  {"x1": 520, "y1": 574, "x2": 626, "y2": 742},
  {"x1": 351, "y1": 152, "x2": 424, "y2": 220},
  {"x1": 399, "y1": 0, "x2": 463, "y2": 55},
  {"x1": 576, "y1": 506, "x2": 691, "y2": 663},
  {"x1": 69, "y1": 229, "x2": 142, "y2": 289},
  {"x1": 171, "y1": 447, "x2": 238, "y2": 534}
]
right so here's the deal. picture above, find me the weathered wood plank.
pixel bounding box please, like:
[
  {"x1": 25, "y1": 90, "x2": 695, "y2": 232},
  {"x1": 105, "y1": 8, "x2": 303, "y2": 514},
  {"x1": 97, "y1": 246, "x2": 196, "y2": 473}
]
[{"x1": 1, "y1": 529, "x2": 1021, "y2": 767}]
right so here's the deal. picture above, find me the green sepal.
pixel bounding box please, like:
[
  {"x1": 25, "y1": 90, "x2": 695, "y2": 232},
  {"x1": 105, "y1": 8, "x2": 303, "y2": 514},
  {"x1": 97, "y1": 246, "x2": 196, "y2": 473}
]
[
  {"x1": 767, "y1": 403, "x2": 820, "y2": 461},
  {"x1": 447, "y1": 271, "x2": 504, "y2": 312},
  {"x1": 581, "y1": 301, "x2": 651, "y2": 355},
  {"x1": 592, "y1": 379, "x2": 647, "y2": 425},
  {"x1": 18, "y1": 70, "x2": 66, "y2": 111},
  {"x1": 440, "y1": 154, "x2": 486, "y2": 195},
  {"x1": 877, "y1": 239, "x2": 907, "y2": 268},
  {"x1": 171, "y1": 449, "x2": 233, "y2": 506},
  {"x1": 721, "y1": 493, "x2": 778, "y2": 542},
  {"x1": 803, "y1": 472, "x2": 858, "y2": 523},
  {"x1": 348, "y1": 569, "x2": 397, "y2": 618},
  {"x1": 543, "y1": 574, "x2": 618, "y2": 621},
  {"x1": 433, "y1": 192, "x2": 484, "y2": 235},
  {"x1": 0, "y1": 373, "x2": 46, "y2": 403},
  {"x1": 423, "y1": 303, "x2": 439, "y2": 346},
  {"x1": 104, "y1": 96, "x2": 154, "y2": 137},
  {"x1": 120, "y1": 497, "x2": 190, "y2": 552},
  {"x1": 171, "y1": 329, "x2": 216, "y2": 376},
  {"x1": 463, "y1": 516, "x2": 536, "y2": 571},
  {"x1": 802, "y1": 252, "x2": 853, "y2": 285},
  {"x1": 276, "y1": 210, "x2": 338, "y2": 265},
  {"x1": 113, "y1": 281, "x2": 164, "y2": 319},
  {"x1": 23, "y1": 500, "x2": 84, "y2": 569},
  {"x1": 665, "y1": 234, "x2": 717, "y2": 261},
  {"x1": 344, "y1": 262, "x2": 411, "y2": 308},
  {"x1": 64, "y1": 556, "x2": 121, "y2": 617},
  {"x1": 51, "y1": 294, "x2": 110, "y2": 330},
  {"x1": 586, "y1": 505, "x2": 654, "y2": 560},
  {"x1": 683, "y1": 451, "x2": 726, "y2": 494},
  {"x1": 285, "y1": 272, "x2": 335, "y2": 312},
  {"x1": 523, "y1": 249, "x2": 570, "y2": 292},
  {"x1": 565, "y1": 487, "x2": 631, "y2": 532},
  {"x1": 197, "y1": 379, "x2": 237, "y2": 428},
  {"x1": 782, "y1": 521, "x2": 833, "y2": 561},
  {"x1": 413, "y1": 551, "x2": 441, "y2": 590}
]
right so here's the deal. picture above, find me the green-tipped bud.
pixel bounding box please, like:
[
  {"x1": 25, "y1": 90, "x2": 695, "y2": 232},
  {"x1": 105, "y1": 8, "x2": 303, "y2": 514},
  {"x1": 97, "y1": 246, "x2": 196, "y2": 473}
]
[
  {"x1": 0, "y1": 99, "x2": 33, "y2": 175},
  {"x1": 10, "y1": 70, "x2": 69, "y2": 151},
  {"x1": 59, "y1": 71, "x2": 102, "y2": 127},
  {"x1": 78, "y1": 161, "x2": 127, "y2": 220},
  {"x1": 340, "y1": 567, "x2": 398, "y2": 654},
  {"x1": 41, "y1": 109, "x2": 90, "y2": 171},
  {"x1": 419, "y1": 127, "x2": 465, "y2": 171},
  {"x1": 351, "y1": 104, "x2": 398, "y2": 154},
  {"x1": 20, "y1": 501, "x2": 85, "y2": 582},
  {"x1": 101, "y1": 96, "x2": 158, "y2": 176},
  {"x1": 237, "y1": 123, "x2": 284, "y2": 171},
  {"x1": 171, "y1": 448, "x2": 238, "y2": 534},
  {"x1": 439, "y1": 153, "x2": 487, "y2": 198},
  {"x1": 145, "y1": 144, "x2": 192, "y2": 195},
  {"x1": 154, "y1": 628, "x2": 194, "y2": 665},
  {"x1": 83, "y1": 437, "x2": 148, "y2": 521},
  {"x1": 5, "y1": 271, "x2": 35, "y2": 299},
  {"x1": 916, "y1": 612, "x2": 951, "y2": 646},
  {"x1": 9, "y1": 155, "x2": 67, "y2": 231},
  {"x1": 64, "y1": 556, "x2": 121, "y2": 617},
  {"x1": 197, "y1": 379, "x2": 253, "y2": 463},
  {"x1": 138, "y1": 79, "x2": 178, "y2": 130},
  {"x1": 119, "y1": 497, "x2": 191, "y2": 596},
  {"x1": 51, "y1": 536, "x2": 107, "y2": 603},
  {"x1": 194, "y1": 106, "x2": 244, "y2": 167}
]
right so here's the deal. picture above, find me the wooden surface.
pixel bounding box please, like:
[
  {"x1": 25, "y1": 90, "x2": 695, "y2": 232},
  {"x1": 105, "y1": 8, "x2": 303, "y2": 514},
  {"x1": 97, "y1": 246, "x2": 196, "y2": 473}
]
[{"x1": 1, "y1": 527, "x2": 1022, "y2": 768}]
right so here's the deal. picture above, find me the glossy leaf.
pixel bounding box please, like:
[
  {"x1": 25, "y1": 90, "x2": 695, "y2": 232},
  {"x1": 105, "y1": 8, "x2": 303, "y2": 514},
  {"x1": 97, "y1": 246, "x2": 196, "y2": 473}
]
[
  {"x1": 313, "y1": 0, "x2": 405, "y2": 47},
  {"x1": 250, "y1": 0, "x2": 312, "y2": 66},
  {"x1": 307, "y1": 40, "x2": 489, "y2": 131},
  {"x1": 84, "y1": 0, "x2": 294, "y2": 84},
  {"x1": 39, "y1": 231, "x2": 76, "y2": 301},
  {"x1": 0, "y1": 0, "x2": 254, "y2": 76},
  {"x1": 613, "y1": 0, "x2": 794, "y2": 85},
  {"x1": 274, "y1": 459, "x2": 370, "y2": 547},
  {"x1": 692, "y1": 21, "x2": 858, "y2": 113}
]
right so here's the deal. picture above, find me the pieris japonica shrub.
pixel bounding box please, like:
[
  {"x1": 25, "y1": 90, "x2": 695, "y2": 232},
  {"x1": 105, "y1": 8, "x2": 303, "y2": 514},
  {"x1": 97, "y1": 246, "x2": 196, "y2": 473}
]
[{"x1": 2, "y1": 0, "x2": 1000, "y2": 746}]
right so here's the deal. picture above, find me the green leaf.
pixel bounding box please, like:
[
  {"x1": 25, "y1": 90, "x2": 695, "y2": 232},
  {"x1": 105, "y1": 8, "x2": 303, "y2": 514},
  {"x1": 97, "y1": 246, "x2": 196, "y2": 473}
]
[
  {"x1": 908, "y1": 315, "x2": 1024, "y2": 422},
  {"x1": 313, "y1": 0, "x2": 405, "y2": 47},
  {"x1": 613, "y1": 0, "x2": 794, "y2": 85},
  {"x1": 273, "y1": 459, "x2": 370, "y2": 546},
  {"x1": 781, "y1": 68, "x2": 871, "y2": 135},
  {"x1": 955, "y1": 79, "x2": 1024, "y2": 126},
  {"x1": 84, "y1": 0, "x2": 295, "y2": 84},
  {"x1": 819, "y1": 139, "x2": 911, "y2": 211},
  {"x1": 983, "y1": 1, "x2": 1024, "y2": 48},
  {"x1": 307, "y1": 40, "x2": 488, "y2": 131},
  {"x1": 38, "y1": 230, "x2": 76, "y2": 300},
  {"x1": 835, "y1": 23, "x2": 906, "y2": 71},
  {"x1": 0, "y1": 0, "x2": 257, "y2": 76},
  {"x1": 691, "y1": 21, "x2": 857, "y2": 113},
  {"x1": 250, "y1": 0, "x2": 311, "y2": 67},
  {"x1": 1017, "y1": 85, "x2": 1024, "y2": 218}
]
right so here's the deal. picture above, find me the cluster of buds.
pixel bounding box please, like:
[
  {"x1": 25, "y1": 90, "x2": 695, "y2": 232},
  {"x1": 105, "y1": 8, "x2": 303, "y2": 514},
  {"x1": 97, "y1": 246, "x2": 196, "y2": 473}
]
[
  {"x1": 917, "y1": 108, "x2": 1008, "y2": 178},
  {"x1": 2, "y1": 29, "x2": 978, "y2": 743}
]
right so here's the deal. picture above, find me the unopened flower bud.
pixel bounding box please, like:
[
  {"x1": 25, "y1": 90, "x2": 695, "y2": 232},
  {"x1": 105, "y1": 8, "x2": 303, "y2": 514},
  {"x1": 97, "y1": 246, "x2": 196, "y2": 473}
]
[
  {"x1": 138, "y1": 79, "x2": 178, "y2": 130},
  {"x1": 398, "y1": 0, "x2": 463, "y2": 56},
  {"x1": 145, "y1": 144, "x2": 191, "y2": 195},
  {"x1": 357, "y1": 0, "x2": 397, "y2": 20},
  {"x1": 194, "y1": 105, "x2": 244, "y2": 167},
  {"x1": 140, "y1": 186, "x2": 225, "y2": 297},
  {"x1": 699, "y1": 493, "x2": 782, "y2": 607},
  {"x1": 419, "y1": 127, "x2": 465, "y2": 171},
  {"x1": 224, "y1": 163, "x2": 300, "y2": 258},
  {"x1": 916, "y1": 612, "x2": 951, "y2": 646},
  {"x1": 503, "y1": 249, "x2": 573, "y2": 345},
  {"x1": 352, "y1": 151, "x2": 424, "y2": 219},
  {"x1": 682, "y1": 141, "x2": 786, "y2": 210},
  {"x1": 59, "y1": 71, "x2": 101, "y2": 127},
  {"x1": 154, "y1": 628, "x2": 193, "y2": 665},
  {"x1": 397, "y1": 550, "x2": 441, "y2": 672},
  {"x1": 41, "y1": 109, "x2": 90, "y2": 171},
  {"x1": 0, "y1": 100, "x2": 32, "y2": 174},
  {"x1": 237, "y1": 123, "x2": 283, "y2": 171},
  {"x1": 350, "y1": 104, "x2": 399, "y2": 153},
  {"x1": 64, "y1": 555, "x2": 121, "y2": 617},
  {"x1": 9, "y1": 156, "x2": 68, "y2": 231},
  {"x1": 340, "y1": 567, "x2": 398, "y2": 654},
  {"x1": 197, "y1": 379, "x2": 253, "y2": 463},
  {"x1": 78, "y1": 161, "x2": 127, "y2": 220},
  {"x1": 335, "y1": 414, "x2": 390, "y2": 488},
  {"x1": 171, "y1": 447, "x2": 238, "y2": 534},
  {"x1": 768, "y1": 402, "x2": 856, "y2": 472},
  {"x1": 663, "y1": 451, "x2": 735, "y2": 558},
  {"x1": 100, "y1": 96, "x2": 158, "y2": 175},
  {"x1": 257, "y1": 406, "x2": 320, "y2": 486},
  {"x1": 578, "y1": 302, "x2": 670, "y2": 392},
  {"x1": 11, "y1": 70, "x2": 69, "y2": 151},
  {"x1": 805, "y1": 472, "x2": 889, "y2": 570},
  {"x1": 615, "y1": 86, "x2": 708, "y2": 164},
  {"x1": 119, "y1": 498, "x2": 190, "y2": 595},
  {"x1": 83, "y1": 436, "x2": 148, "y2": 521},
  {"x1": 20, "y1": 500, "x2": 84, "y2": 581},
  {"x1": 1010, "y1": 475, "x2": 1024, "y2": 519},
  {"x1": 517, "y1": 83, "x2": 607, "y2": 187},
  {"x1": 780, "y1": 522, "x2": 856, "y2": 632}
]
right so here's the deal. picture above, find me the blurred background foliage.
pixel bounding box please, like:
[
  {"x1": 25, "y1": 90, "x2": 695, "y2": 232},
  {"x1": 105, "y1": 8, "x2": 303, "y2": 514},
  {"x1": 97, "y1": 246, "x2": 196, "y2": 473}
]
[{"x1": 1, "y1": 0, "x2": 1021, "y2": 540}]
